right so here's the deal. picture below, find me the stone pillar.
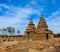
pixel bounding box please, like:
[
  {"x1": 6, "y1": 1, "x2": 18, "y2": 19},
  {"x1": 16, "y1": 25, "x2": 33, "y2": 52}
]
[
  {"x1": 48, "y1": 33, "x2": 54, "y2": 40},
  {"x1": 51, "y1": 34, "x2": 54, "y2": 39}
]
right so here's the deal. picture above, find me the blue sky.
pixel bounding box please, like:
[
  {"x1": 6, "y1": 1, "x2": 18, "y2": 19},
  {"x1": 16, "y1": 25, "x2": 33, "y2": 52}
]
[{"x1": 0, "y1": 0, "x2": 60, "y2": 34}]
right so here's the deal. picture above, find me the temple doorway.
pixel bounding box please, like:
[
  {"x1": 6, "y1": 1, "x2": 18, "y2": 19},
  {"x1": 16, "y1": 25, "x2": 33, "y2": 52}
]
[{"x1": 46, "y1": 34, "x2": 49, "y2": 39}]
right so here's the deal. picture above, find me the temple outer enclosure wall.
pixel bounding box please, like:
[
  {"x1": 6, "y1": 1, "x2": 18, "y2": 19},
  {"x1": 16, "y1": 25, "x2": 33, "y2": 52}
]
[{"x1": 0, "y1": 36, "x2": 25, "y2": 43}]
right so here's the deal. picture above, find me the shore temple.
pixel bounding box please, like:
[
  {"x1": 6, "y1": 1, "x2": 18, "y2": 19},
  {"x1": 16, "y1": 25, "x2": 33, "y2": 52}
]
[{"x1": 25, "y1": 16, "x2": 54, "y2": 40}]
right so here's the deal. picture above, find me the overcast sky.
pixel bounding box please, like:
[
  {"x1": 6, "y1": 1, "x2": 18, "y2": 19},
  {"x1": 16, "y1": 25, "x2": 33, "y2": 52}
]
[{"x1": 0, "y1": 0, "x2": 60, "y2": 34}]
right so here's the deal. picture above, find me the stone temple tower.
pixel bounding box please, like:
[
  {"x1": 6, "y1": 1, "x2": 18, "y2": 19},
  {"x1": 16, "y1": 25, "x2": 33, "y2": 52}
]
[
  {"x1": 37, "y1": 16, "x2": 54, "y2": 40},
  {"x1": 25, "y1": 19, "x2": 36, "y2": 40}
]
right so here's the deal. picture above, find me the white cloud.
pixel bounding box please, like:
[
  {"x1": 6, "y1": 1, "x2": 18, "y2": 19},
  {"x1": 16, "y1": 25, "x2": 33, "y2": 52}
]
[
  {"x1": 0, "y1": 3, "x2": 44, "y2": 34},
  {"x1": 0, "y1": 4, "x2": 10, "y2": 9},
  {"x1": 46, "y1": 9, "x2": 60, "y2": 34},
  {"x1": 0, "y1": 7, "x2": 33, "y2": 27},
  {"x1": 0, "y1": 0, "x2": 59, "y2": 35}
]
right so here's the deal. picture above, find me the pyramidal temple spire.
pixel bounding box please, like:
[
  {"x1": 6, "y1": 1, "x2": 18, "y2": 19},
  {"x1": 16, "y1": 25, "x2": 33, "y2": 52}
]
[
  {"x1": 37, "y1": 15, "x2": 48, "y2": 29},
  {"x1": 26, "y1": 19, "x2": 36, "y2": 31},
  {"x1": 29, "y1": 19, "x2": 33, "y2": 25}
]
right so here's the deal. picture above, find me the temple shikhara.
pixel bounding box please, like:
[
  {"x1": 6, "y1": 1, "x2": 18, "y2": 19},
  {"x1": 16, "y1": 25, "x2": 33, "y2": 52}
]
[{"x1": 0, "y1": 16, "x2": 60, "y2": 52}]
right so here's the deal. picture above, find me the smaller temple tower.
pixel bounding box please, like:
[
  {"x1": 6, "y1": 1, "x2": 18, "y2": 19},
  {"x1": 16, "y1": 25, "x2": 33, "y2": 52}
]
[{"x1": 25, "y1": 19, "x2": 36, "y2": 40}]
